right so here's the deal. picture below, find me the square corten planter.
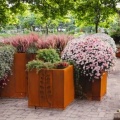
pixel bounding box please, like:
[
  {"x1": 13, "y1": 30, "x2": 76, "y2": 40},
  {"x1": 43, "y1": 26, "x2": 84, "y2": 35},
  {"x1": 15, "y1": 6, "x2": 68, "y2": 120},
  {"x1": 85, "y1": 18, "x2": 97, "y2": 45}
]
[
  {"x1": 28, "y1": 65, "x2": 74, "y2": 109},
  {"x1": 80, "y1": 72, "x2": 108, "y2": 101},
  {"x1": 116, "y1": 52, "x2": 120, "y2": 58}
]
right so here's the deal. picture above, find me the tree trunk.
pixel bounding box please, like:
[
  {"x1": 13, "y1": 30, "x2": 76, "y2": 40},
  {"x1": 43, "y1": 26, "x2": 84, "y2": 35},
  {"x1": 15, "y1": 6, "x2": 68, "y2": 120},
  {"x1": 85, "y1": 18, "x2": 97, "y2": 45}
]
[
  {"x1": 95, "y1": 22, "x2": 99, "y2": 33},
  {"x1": 45, "y1": 24, "x2": 49, "y2": 35},
  {"x1": 57, "y1": 27, "x2": 59, "y2": 32}
]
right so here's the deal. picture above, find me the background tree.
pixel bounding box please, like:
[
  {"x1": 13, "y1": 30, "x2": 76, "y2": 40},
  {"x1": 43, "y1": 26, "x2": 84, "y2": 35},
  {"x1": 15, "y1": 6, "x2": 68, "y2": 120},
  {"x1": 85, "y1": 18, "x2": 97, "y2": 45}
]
[
  {"x1": 0, "y1": 0, "x2": 9, "y2": 30},
  {"x1": 72, "y1": 0, "x2": 117, "y2": 33},
  {"x1": 1, "y1": 0, "x2": 120, "y2": 34}
]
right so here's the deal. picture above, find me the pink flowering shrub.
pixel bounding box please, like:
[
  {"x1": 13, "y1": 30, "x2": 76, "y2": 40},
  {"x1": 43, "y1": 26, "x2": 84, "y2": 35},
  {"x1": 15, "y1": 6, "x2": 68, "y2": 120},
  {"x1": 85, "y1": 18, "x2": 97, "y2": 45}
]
[
  {"x1": 37, "y1": 34, "x2": 73, "y2": 51},
  {"x1": 61, "y1": 35, "x2": 116, "y2": 81},
  {"x1": 3, "y1": 33, "x2": 40, "y2": 53},
  {"x1": 50, "y1": 34, "x2": 73, "y2": 53},
  {"x1": 36, "y1": 34, "x2": 74, "y2": 56},
  {"x1": 91, "y1": 33, "x2": 117, "y2": 52},
  {"x1": 3, "y1": 33, "x2": 73, "y2": 54}
]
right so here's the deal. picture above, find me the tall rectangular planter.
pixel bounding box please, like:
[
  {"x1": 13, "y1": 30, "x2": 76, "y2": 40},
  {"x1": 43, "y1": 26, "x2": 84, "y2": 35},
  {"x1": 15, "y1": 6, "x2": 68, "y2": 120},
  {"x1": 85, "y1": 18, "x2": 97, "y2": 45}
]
[
  {"x1": 28, "y1": 65, "x2": 74, "y2": 109},
  {"x1": 80, "y1": 72, "x2": 108, "y2": 101},
  {"x1": 1, "y1": 53, "x2": 27, "y2": 98}
]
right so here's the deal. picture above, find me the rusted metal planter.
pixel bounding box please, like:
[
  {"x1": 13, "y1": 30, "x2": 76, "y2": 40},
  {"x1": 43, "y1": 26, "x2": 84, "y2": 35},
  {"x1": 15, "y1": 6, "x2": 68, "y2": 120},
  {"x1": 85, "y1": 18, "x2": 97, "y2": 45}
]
[
  {"x1": 116, "y1": 52, "x2": 120, "y2": 58},
  {"x1": 28, "y1": 65, "x2": 74, "y2": 109},
  {"x1": 1, "y1": 53, "x2": 27, "y2": 98},
  {"x1": 80, "y1": 72, "x2": 108, "y2": 101}
]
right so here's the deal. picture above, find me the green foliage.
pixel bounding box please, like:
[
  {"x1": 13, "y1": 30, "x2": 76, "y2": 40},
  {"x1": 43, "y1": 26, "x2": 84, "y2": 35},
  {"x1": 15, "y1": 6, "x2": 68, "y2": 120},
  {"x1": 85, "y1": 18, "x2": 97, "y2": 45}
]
[
  {"x1": 0, "y1": 1, "x2": 9, "y2": 26},
  {"x1": 110, "y1": 27, "x2": 120, "y2": 44},
  {"x1": 73, "y1": 0, "x2": 116, "y2": 32},
  {"x1": 26, "y1": 58, "x2": 69, "y2": 73},
  {"x1": 1, "y1": 0, "x2": 119, "y2": 36},
  {"x1": 110, "y1": 27, "x2": 120, "y2": 37},
  {"x1": 0, "y1": 44, "x2": 16, "y2": 88},
  {"x1": 36, "y1": 49, "x2": 60, "y2": 63},
  {"x1": 26, "y1": 44, "x2": 38, "y2": 54},
  {"x1": 26, "y1": 48, "x2": 69, "y2": 72},
  {"x1": 26, "y1": 60, "x2": 54, "y2": 73},
  {"x1": 0, "y1": 45, "x2": 16, "y2": 75},
  {"x1": 10, "y1": 2, "x2": 29, "y2": 15},
  {"x1": 67, "y1": 30, "x2": 75, "y2": 34},
  {"x1": 108, "y1": 16, "x2": 120, "y2": 44},
  {"x1": 0, "y1": 42, "x2": 5, "y2": 46}
]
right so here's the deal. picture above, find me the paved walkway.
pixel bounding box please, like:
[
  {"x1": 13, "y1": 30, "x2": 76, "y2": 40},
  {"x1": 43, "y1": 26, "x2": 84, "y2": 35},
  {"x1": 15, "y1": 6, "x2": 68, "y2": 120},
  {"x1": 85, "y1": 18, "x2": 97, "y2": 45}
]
[{"x1": 0, "y1": 59, "x2": 120, "y2": 120}]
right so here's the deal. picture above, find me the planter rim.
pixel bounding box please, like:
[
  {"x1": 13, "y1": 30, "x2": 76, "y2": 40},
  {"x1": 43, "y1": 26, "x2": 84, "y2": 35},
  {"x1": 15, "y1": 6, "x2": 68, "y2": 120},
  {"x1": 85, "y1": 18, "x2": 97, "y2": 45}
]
[
  {"x1": 15, "y1": 52, "x2": 26, "y2": 54},
  {"x1": 28, "y1": 65, "x2": 73, "y2": 72},
  {"x1": 52, "y1": 65, "x2": 73, "y2": 71}
]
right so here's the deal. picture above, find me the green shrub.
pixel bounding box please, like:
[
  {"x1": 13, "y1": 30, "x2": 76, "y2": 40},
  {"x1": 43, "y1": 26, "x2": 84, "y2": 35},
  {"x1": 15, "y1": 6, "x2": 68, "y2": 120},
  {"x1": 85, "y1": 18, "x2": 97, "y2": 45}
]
[
  {"x1": 26, "y1": 60, "x2": 54, "y2": 73},
  {"x1": 36, "y1": 49, "x2": 60, "y2": 63},
  {"x1": 109, "y1": 27, "x2": 120, "y2": 44},
  {"x1": 0, "y1": 44, "x2": 16, "y2": 88},
  {"x1": 26, "y1": 49, "x2": 69, "y2": 72}
]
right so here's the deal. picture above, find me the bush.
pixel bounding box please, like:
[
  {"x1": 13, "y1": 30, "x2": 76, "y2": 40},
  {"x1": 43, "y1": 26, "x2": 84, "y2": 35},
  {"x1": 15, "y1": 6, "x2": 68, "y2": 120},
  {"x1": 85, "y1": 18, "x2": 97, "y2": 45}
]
[
  {"x1": 3, "y1": 33, "x2": 73, "y2": 55},
  {"x1": 26, "y1": 60, "x2": 55, "y2": 73},
  {"x1": 61, "y1": 35, "x2": 115, "y2": 81},
  {"x1": 36, "y1": 49, "x2": 60, "y2": 63},
  {"x1": 0, "y1": 44, "x2": 16, "y2": 88},
  {"x1": 109, "y1": 27, "x2": 120, "y2": 44},
  {"x1": 3, "y1": 33, "x2": 40, "y2": 53},
  {"x1": 26, "y1": 49, "x2": 69, "y2": 72},
  {"x1": 91, "y1": 33, "x2": 117, "y2": 52}
]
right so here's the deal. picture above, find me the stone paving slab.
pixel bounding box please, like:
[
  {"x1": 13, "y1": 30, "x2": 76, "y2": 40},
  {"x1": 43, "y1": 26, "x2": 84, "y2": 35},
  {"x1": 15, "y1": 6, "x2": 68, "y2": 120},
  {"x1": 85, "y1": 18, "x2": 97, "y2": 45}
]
[{"x1": 1, "y1": 58, "x2": 120, "y2": 120}]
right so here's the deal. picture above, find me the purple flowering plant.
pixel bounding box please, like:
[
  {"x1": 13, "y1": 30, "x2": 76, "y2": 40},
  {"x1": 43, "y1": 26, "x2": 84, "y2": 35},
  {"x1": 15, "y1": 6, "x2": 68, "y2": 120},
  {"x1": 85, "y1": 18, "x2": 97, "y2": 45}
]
[{"x1": 61, "y1": 35, "x2": 116, "y2": 81}]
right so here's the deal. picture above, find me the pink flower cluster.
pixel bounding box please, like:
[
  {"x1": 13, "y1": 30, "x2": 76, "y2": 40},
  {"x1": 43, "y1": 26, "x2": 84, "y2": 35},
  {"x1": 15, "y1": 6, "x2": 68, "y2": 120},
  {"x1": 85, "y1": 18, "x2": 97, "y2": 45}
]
[
  {"x1": 37, "y1": 34, "x2": 73, "y2": 53},
  {"x1": 3, "y1": 33, "x2": 73, "y2": 53},
  {"x1": 3, "y1": 33, "x2": 39, "y2": 53},
  {"x1": 91, "y1": 33, "x2": 116, "y2": 52},
  {"x1": 61, "y1": 35, "x2": 116, "y2": 80}
]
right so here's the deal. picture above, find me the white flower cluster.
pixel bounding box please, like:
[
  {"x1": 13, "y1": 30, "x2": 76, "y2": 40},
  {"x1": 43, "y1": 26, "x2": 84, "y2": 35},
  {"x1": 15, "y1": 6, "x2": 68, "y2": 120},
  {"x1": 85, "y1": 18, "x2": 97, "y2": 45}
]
[
  {"x1": 91, "y1": 33, "x2": 117, "y2": 52},
  {"x1": 61, "y1": 35, "x2": 116, "y2": 81}
]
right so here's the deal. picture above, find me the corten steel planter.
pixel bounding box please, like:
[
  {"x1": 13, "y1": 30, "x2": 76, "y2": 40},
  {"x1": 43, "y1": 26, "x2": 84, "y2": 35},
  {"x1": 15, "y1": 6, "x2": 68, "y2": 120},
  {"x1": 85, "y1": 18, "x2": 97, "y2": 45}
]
[
  {"x1": 80, "y1": 72, "x2": 108, "y2": 101},
  {"x1": 26, "y1": 53, "x2": 36, "y2": 62},
  {"x1": 28, "y1": 65, "x2": 74, "y2": 109},
  {"x1": 116, "y1": 52, "x2": 120, "y2": 58},
  {"x1": 26, "y1": 53, "x2": 36, "y2": 97},
  {"x1": 1, "y1": 53, "x2": 27, "y2": 98}
]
